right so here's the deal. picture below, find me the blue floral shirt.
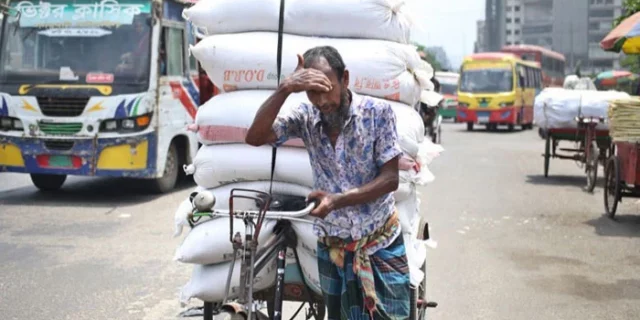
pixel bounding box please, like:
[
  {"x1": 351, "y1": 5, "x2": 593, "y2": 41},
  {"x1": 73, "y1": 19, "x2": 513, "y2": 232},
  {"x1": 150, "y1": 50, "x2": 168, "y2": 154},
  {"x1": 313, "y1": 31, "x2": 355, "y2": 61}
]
[{"x1": 272, "y1": 92, "x2": 403, "y2": 253}]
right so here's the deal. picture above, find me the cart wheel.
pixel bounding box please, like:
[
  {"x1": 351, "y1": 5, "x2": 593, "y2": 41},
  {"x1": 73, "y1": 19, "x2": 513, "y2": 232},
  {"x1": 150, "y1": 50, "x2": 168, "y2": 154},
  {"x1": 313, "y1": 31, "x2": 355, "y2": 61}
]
[
  {"x1": 585, "y1": 142, "x2": 599, "y2": 193},
  {"x1": 604, "y1": 156, "x2": 622, "y2": 219},
  {"x1": 544, "y1": 135, "x2": 551, "y2": 178}
]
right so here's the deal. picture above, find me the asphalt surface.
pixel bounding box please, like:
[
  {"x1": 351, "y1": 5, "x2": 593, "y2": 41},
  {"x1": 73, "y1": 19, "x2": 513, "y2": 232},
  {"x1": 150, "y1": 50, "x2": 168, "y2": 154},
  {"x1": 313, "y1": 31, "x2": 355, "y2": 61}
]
[{"x1": 1, "y1": 122, "x2": 640, "y2": 320}]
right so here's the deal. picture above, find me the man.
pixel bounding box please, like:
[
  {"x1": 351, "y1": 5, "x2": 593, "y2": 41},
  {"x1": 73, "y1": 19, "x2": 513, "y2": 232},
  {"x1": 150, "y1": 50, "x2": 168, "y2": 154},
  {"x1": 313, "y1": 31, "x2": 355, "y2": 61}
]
[{"x1": 245, "y1": 46, "x2": 410, "y2": 319}]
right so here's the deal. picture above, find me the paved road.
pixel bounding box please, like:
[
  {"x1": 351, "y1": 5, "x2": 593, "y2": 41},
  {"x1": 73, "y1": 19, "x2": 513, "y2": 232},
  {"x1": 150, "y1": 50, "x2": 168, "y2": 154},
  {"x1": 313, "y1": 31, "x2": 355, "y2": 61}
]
[{"x1": 1, "y1": 123, "x2": 639, "y2": 320}]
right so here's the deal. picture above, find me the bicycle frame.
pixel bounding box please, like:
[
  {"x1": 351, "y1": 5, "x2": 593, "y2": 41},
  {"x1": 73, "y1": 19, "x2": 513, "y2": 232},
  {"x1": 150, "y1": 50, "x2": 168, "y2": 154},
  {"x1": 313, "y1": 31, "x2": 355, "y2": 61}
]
[{"x1": 195, "y1": 189, "x2": 322, "y2": 320}]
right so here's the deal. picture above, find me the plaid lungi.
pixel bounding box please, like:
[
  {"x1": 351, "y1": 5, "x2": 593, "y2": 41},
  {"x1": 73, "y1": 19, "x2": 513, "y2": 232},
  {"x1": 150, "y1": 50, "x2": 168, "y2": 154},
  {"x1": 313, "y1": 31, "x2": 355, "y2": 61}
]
[{"x1": 317, "y1": 235, "x2": 411, "y2": 320}]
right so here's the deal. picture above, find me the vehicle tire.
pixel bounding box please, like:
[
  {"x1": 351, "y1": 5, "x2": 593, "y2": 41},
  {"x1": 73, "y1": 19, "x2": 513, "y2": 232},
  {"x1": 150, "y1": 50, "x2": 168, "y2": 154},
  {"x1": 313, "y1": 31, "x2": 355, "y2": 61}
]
[
  {"x1": 30, "y1": 174, "x2": 66, "y2": 191},
  {"x1": 604, "y1": 156, "x2": 622, "y2": 219},
  {"x1": 585, "y1": 142, "x2": 599, "y2": 193},
  {"x1": 466, "y1": 122, "x2": 474, "y2": 131},
  {"x1": 507, "y1": 124, "x2": 515, "y2": 132},
  {"x1": 148, "y1": 142, "x2": 179, "y2": 194}
]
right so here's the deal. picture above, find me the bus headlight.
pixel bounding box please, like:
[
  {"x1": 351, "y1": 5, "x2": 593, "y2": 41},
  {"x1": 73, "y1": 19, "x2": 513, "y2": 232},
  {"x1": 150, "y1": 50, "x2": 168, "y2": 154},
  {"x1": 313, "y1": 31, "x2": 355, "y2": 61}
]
[
  {"x1": 0, "y1": 116, "x2": 23, "y2": 131},
  {"x1": 499, "y1": 101, "x2": 515, "y2": 107},
  {"x1": 100, "y1": 113, "x2": 152, "y2": 133}
]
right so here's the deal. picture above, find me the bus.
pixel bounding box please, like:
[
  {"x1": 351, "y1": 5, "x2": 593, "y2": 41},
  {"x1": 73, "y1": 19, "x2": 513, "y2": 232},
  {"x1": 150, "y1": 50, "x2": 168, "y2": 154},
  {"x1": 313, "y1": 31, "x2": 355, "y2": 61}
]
[
  {"x1": 501, "y1": 44, "x2": 565, "y2": 88},
  {"x1": 0, "y1": 0, "x2": 207, "y2": 193},
  {"x1": 434, "y1": 71, "x2": 459, "y2": 120},
  {"x1": 456, "y1": 52, "x2": 542, "y2": 131}
]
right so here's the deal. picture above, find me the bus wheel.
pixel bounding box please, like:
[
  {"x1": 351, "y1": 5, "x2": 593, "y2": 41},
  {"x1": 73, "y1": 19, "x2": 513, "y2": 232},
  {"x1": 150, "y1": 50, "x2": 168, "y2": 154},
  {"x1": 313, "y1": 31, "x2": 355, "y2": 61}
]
[
  {"x1": 31, "y1": 174, "x2": 66, "y2": 191},
  {"x1": 148, "y1": 142, "x2": 179, "y2": 194},
  {"x1": 507, "y1": 124, "x2": 515, "y2": 132},
  {"x1": 466, "y1": 122, "x2": 474, "y2": 131}
]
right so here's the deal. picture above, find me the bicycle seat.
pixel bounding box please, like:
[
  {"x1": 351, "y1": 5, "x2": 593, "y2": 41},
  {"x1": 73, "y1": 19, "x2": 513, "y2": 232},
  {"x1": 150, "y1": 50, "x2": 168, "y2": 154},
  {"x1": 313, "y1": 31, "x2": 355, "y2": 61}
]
[{"x1": 255, "y1": 193, "x2": 307, "y2": 212}]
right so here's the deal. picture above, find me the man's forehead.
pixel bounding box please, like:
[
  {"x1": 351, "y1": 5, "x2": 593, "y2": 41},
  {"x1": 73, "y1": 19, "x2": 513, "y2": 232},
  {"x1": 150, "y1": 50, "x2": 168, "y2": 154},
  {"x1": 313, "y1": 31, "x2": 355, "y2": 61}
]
[{"x1": 305, "y1": 58, "x2": 337, "y2": 78}]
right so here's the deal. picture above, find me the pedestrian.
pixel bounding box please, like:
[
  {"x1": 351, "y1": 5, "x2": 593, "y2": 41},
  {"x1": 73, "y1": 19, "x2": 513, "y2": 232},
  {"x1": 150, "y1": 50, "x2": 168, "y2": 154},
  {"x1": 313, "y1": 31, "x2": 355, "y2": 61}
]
[{"x1": 245, "y1": 45, "x2": 410, "y2": 319}]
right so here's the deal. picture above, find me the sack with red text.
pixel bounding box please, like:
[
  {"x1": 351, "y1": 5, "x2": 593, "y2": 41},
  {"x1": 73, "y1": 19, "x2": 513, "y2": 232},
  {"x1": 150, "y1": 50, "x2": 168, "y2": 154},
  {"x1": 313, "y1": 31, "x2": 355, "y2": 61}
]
[
  {"x1": 182, "y1": 0, "x2": 413, "y2": 43},
  {"x1": 183, "y1": 144, "x2": 314, "y2": 189},
  {"x1": 190, "y1": 32, "x2": 433, "y2": 106},
  {"x1": 191, "y1": 90, "x2": 308, "y2": 147}
]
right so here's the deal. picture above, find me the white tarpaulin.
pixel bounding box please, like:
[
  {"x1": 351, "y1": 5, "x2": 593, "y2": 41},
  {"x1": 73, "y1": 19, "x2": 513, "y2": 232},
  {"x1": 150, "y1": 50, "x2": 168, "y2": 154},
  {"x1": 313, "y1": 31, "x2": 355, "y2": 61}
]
[{"x1": 534, "y1": 88, "x2": 630, "y2": 130}]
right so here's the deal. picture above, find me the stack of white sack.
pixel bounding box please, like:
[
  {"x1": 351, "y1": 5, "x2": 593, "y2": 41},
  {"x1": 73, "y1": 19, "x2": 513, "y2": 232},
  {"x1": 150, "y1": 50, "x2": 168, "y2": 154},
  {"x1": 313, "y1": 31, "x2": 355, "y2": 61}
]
[
  {"x1": 176, "y1": 0, "x2": 442, "y2": 304},
  {"x1": 185, "y1": 0, "x2": 433, "y2": 106},
  {"x1": 534, "y1": 88, "x2": 630, "y2": 130}
]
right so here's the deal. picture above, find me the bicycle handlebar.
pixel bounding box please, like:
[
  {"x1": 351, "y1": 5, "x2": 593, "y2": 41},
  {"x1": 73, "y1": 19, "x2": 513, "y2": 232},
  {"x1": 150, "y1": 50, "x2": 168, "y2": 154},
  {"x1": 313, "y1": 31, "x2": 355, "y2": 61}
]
[{"x1": 207, "y1": 201, "x2": 317, "y2": 219}]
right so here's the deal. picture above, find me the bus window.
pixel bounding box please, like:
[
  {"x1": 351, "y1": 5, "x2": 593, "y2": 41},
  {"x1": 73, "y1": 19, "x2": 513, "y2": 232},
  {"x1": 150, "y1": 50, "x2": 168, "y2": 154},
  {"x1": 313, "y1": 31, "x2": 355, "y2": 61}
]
[
  {"x1": 186, "y1": 23, "x2": 198, "y2": 72},
  {"x1": 164, "y1": 27, "x2": 185, "y2": 76}
]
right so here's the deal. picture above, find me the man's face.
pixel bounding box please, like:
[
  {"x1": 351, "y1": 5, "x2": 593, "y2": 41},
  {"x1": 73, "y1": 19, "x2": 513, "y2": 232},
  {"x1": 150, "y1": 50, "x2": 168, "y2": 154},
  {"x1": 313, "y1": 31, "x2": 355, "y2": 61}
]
[{"x1": 304, "y1": 57, "x2": 349, "y2": 115}]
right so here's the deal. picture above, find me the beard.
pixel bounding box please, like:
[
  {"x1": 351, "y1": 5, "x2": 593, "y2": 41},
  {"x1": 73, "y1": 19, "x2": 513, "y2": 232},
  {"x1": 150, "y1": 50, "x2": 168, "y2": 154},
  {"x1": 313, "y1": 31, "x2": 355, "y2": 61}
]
[{"x1": 320, "y1": 90, "x2": 351, "y2": 132}]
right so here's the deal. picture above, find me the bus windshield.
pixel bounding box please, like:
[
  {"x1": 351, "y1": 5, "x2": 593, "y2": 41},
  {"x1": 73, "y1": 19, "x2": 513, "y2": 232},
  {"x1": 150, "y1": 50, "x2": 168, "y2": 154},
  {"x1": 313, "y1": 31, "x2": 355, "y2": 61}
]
[
  {"x1": 0, "y1": 0, "x2": 152, "y2": 93},
  {"x1": 439, "y1": 82, "x2": 458, "y2": 95},
  {"x1": 459, "y1": 67, "x2": 513, "y2": 93}
]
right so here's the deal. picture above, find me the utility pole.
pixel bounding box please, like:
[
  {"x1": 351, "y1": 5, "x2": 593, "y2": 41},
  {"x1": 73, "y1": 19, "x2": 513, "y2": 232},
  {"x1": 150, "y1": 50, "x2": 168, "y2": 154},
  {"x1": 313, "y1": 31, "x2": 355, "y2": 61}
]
[{"x1": 570, "y1": 21, "x2": 575, "y2": 72}]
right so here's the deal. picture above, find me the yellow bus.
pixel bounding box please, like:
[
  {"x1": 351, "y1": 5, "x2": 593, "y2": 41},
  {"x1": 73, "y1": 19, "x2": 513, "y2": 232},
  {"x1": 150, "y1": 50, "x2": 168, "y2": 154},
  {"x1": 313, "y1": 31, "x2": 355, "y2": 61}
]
[{"x1": 456, "y1": 52, "x2": 542, "y2": 131}]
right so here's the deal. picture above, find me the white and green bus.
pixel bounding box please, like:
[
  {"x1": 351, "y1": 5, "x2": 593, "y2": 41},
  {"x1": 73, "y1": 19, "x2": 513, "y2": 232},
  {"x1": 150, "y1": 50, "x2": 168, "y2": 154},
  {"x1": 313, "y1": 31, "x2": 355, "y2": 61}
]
[{"x1": 0, "y1": 0, "x2": 208, "y2": 192}]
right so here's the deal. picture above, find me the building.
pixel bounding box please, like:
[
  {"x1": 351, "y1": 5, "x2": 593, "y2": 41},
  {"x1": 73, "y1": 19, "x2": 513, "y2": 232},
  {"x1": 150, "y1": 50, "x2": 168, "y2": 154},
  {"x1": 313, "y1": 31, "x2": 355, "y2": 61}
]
[
  {"x1": 586, "y1": 0, "x2": 623, "y2": 73},
  {"x1": 484, "y1": 0, "x2": 506, "y2": 51},
  {"x1": 475, "y1": 20, "x2": 486, "y2": 53},
  {"x1": 505, "y1": 0, "x2": 524, "y2": 46},
  {"x1": 480, "y1": 0, "x2": 622, "y2": 74}
]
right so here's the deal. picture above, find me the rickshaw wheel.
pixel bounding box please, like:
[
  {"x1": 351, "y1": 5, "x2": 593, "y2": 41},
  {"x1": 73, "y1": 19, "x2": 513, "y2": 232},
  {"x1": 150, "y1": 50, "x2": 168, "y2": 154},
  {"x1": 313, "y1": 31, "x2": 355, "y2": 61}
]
[
  {"x1": 604, "y1": 156, "x2": 622, "y2": 219},
  {"x1": 585, "y1": 141, "x2": 599, "y2": 193},
  {"x1": 544, "y1": 135, "x2": 551, "y2": 178}
]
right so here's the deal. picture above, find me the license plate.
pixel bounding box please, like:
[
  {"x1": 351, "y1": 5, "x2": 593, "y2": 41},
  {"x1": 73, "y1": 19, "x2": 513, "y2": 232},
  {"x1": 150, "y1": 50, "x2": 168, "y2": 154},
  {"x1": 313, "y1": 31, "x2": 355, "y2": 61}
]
[
  {"x1": 49, "y1": 155, "x2": 72, "y2": 168},
  {"x1": 477, "y1": 114, "x2": 490, "y2": 124}
]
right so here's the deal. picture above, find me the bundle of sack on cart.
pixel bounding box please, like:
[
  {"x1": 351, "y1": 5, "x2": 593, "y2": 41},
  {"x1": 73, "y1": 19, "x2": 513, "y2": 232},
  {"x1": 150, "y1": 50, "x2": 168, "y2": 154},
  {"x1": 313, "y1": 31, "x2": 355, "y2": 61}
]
[
  {"x1": 534, "y1": 88, "x2": 630, "y2": 191},
  {"x1": 171, "y1": 0, "x2": 444, "y2": 312}
]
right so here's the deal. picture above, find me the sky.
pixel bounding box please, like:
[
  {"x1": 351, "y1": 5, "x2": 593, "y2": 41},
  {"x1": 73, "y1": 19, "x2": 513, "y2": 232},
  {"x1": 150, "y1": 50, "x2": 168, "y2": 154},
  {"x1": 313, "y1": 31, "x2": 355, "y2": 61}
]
[{"x1": 405, "y1": 0, "x2": 485, "y2": 70}]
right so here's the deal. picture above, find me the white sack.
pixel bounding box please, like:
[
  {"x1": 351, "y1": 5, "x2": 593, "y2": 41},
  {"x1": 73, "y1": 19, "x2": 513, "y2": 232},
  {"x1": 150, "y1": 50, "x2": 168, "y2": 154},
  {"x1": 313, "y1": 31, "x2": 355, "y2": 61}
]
[
  {"x1": 290, "y1": 245, "x2": 322, "y2": 295},
  {"x1": 192, "y1": 90, "x2": 308, "y2": 147},
  {"x1": 191, "y1": 89, "x2": 425, "y2": 157},
  {"x1": 404, "y1": 234, "x2": 428, "y2": 286},
  {"x1": 190, "y1": 32, "x2": 432, "y2": 106},
  {"x1": 174, "y1": 181, "x2": 313, "y2": 237},
  {"x1": 175, "y1": 217, "x2": 277, "y2": 265},
  {"x1": 180, "y1": 256, "x2": 277, "y2": 305},
  {"x1": 534, "y1": 88, "x2": 630, "y2": 130},
  {"x1": 396, "y1": 190, "x2": 419, "y2": 235},
  {"x1": 184, "y1": 144, "x2": 314, "y2": 189},
  {"x1": 182, "y1": 0, "x2": 413, "y2": 43}
]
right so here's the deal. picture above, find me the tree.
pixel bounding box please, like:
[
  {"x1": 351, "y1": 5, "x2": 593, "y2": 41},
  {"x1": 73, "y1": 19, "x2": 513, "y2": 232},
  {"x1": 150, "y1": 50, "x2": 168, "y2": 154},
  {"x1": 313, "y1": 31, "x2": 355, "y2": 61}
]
[{"x1": 413, "y1": 42, "x2": 443, "y2": 72}]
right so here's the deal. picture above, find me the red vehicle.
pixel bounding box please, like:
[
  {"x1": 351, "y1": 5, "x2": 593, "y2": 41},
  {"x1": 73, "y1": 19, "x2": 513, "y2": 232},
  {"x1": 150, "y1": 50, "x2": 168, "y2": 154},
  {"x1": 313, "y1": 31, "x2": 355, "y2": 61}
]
[
  {"x1": 604, "y1": 141, "x2": 640, "y2": 218},
  {"x1": 501, "y1": 44, "x2": 566, "y2": 88}
]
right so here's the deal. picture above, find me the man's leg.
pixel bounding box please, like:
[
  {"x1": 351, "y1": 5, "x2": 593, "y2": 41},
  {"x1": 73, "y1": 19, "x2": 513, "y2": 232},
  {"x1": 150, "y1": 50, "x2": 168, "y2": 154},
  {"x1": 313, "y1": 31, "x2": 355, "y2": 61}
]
[
  {"x1": 317, "y1": 241, "x2": 343, "y2": 320},
  {"x1": 370, "y1": 235, "x2": 411, "y2": 320}
]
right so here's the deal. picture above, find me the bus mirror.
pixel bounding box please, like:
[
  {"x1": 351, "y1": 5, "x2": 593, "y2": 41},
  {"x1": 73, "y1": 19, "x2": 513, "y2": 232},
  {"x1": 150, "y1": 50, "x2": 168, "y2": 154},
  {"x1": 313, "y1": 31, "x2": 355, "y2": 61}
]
[{"x1": 0, "y1": 3, "x2": 20, "y2": 19}]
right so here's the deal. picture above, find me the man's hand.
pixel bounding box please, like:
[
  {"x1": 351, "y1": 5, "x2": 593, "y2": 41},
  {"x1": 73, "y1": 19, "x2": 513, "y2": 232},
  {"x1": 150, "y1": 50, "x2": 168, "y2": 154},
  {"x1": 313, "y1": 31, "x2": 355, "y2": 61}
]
[
  {"x1": 307, "y1": 190, "x2": 339, "y2": 219},
  {"x1": 281, "y1": 54, "x2": 333, "y2": 94}
]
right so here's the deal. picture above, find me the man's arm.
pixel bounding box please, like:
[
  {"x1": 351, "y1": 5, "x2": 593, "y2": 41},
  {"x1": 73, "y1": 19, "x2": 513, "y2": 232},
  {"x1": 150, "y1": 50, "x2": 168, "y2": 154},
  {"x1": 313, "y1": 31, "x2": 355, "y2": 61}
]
[
  {"x1": 245, "y1": 54, "x2": 332, "y2": 147},
  {"x1": 332, "y1": 157, "x2": 399, "y2": 210},
  {"x1": 245, "y1": 86, "x2": 292, "y2": 146},
  {"x1": 332, "y1": 103, "x2": 402, "y2": 210}
]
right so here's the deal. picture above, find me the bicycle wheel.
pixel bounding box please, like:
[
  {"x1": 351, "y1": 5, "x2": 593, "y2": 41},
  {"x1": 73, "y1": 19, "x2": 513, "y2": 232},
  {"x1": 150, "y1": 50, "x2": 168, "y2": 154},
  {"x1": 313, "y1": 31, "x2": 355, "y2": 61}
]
[{"x1": 585, "y1": 141, "x2": 599, "y2": 193}]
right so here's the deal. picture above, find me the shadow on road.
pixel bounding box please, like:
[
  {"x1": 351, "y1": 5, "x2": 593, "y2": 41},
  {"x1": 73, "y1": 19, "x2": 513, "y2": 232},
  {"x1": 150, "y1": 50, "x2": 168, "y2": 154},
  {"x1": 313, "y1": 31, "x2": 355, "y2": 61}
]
[
  {"x1": 585, "y1": 214, "x2": 640, "y2": 238},
  {"x1": 525, "y1": 174, "x2": 601, "y2": 189},
  {"x1": 0, "y1": 176, "x2": 195, "y2": 208},
  {"x1": 456, "y1": 127, "x2": 532, "y2": 135}
]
